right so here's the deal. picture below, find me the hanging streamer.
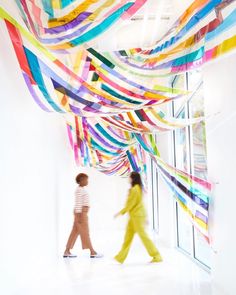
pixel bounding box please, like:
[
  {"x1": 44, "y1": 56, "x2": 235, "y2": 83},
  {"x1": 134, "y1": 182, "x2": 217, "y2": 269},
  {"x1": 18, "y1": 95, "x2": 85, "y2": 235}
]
[{"x1": 1, "y1": 0, "x2": 235, "y2": 242}]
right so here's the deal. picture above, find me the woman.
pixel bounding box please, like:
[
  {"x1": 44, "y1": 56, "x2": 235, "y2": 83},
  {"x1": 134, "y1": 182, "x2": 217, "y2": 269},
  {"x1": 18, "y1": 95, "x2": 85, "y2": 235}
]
[
  {"x1": 64, "y1": 173, "x2": 102, "y2": 258},
  {"x1": 114, "y1": 172, "x2": 162, "y2": 263}
]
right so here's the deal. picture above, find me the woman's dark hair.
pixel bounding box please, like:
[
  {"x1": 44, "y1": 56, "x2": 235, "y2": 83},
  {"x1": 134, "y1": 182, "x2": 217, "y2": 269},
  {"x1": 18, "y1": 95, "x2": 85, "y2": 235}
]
[
  {"x1": 130, "y1": 171, "x2": 142, "y2": 187},
  {"x1": 76, "y1": 173, "x2": 88, "y2": 184}
]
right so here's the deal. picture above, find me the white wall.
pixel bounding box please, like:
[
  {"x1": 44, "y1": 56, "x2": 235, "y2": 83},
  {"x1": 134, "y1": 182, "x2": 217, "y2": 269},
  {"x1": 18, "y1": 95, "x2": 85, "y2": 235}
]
[
  {"x1": 203, "y1": 53, "x2": 236, "y2": 295},
  {"x1": 0, "y1": 16, "x2": 130, "y2": 294},
  {"x1": 0, "y1": 18, "x2": 76, "y2": 291}
]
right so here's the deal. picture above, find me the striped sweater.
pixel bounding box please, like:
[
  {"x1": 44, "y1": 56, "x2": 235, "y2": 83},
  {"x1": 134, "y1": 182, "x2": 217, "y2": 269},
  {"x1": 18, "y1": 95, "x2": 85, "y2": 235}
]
[{"x1": 74, "y1": 186, "x2": 90, "y2": 213}]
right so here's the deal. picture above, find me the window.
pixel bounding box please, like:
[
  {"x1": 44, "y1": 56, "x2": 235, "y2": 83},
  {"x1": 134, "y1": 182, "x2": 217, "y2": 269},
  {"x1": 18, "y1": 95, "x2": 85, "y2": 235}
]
[
  {"x1": 172, "y1": 70, "x2": 211, "y2": 269},
  {"x1": 149, "y1": 140, "x2": 159, "y2": 233}
]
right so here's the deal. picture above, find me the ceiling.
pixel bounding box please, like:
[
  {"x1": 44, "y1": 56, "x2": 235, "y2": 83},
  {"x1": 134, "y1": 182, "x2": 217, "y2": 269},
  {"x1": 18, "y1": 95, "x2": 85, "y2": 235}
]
[
  {"x1": 0, "y1": 0, "x2": 195, "y2": 52},
  {"x1": 91, "y1": 0, "x2": 194, "y2": 51}
]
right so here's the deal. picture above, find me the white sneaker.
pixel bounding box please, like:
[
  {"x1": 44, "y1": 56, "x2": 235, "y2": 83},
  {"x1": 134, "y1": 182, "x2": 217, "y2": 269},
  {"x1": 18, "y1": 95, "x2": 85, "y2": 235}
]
[
  {"x1": 63, "y1": 253, "x2": 77, "y2": 258},
  {"x1": 90, "y1": 253, "x2": 104, "y2": 258}
]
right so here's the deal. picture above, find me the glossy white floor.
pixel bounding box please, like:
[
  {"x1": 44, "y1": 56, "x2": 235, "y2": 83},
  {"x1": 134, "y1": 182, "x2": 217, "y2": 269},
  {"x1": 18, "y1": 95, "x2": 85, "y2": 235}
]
[{"x1": 1, "y1": 229, "x2": 220, "y2": 295}]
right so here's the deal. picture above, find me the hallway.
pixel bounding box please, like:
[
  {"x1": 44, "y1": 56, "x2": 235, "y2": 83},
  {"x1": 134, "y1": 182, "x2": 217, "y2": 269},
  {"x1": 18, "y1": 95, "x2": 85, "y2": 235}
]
[{"x1": 1, "y1": 0, "x2": 236, "y2": 294}]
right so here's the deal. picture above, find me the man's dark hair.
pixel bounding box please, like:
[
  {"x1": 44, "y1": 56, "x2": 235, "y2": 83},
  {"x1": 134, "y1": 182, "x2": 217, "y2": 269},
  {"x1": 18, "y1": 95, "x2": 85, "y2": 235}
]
[{"x1": 75, "y1": 173, "x2": 88, "y2": 184}]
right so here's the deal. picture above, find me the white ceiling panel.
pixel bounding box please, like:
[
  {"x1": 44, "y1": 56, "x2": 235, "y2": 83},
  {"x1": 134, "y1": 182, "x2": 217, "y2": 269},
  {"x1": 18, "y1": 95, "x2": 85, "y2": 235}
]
[{"x1": 91, "y1": 0, "x2": 194, "y2": 51}]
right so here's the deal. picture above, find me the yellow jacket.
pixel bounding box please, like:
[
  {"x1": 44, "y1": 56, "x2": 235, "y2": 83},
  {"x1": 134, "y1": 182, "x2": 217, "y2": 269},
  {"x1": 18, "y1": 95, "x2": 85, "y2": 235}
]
[{"x1": 119, "y1": 184, "x2": 146, "y2": 218}]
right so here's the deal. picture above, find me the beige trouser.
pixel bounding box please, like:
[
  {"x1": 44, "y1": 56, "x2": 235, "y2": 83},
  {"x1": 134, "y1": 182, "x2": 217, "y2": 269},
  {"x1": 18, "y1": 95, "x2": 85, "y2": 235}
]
[{"x1": 66, "y1": 207, "x2": 93, "y2": 250}]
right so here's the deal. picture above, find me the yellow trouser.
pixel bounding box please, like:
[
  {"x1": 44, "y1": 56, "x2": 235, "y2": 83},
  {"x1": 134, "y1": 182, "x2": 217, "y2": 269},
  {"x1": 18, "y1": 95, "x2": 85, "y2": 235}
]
[{"x1": 115, "y1": 217, "x2": 161, "y2": 263}]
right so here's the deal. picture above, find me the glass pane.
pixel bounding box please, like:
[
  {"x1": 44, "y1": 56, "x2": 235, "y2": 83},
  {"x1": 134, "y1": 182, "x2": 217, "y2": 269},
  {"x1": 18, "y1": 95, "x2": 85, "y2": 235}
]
[
  {"x1": 177, "y1": 203, "x2": 193, "y2": 255},
  {"x1": 189, "y1": 72, "x2": 211, "y2": 268},
  {"x1": 149, "y1": 158, "x2": 159, "y2": 232},
  {"x1": 175, "y1": 109, "x2": 188, "y2": 171},
  {"x1": 189, "y1": 85, "x2": 207, "y2": 180},
  {"x1": 188, "y1": 69, "x2": 202, "y2": 90},
  {"x1": 152, "y1": 165, "x2": 159, "y2": 232},
  {"x1": 194, "y1": 228, "x2": 211, "y2": 267},
  {"x1": 172, "y1": 74, "x2": 186, "y2": 116},
  {"x1": 174, "y1": 108, "x2": 193, "y2": 255}
]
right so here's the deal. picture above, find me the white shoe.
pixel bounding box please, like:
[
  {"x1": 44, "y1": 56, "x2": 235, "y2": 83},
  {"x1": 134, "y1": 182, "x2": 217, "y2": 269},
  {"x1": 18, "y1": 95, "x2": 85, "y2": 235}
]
[
  {"x1": 90, "y1": 253, "x2": 104, "y2": 258},
  {"x1": 63, "y1": 253, "x2": 77, "y2": 258}
]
